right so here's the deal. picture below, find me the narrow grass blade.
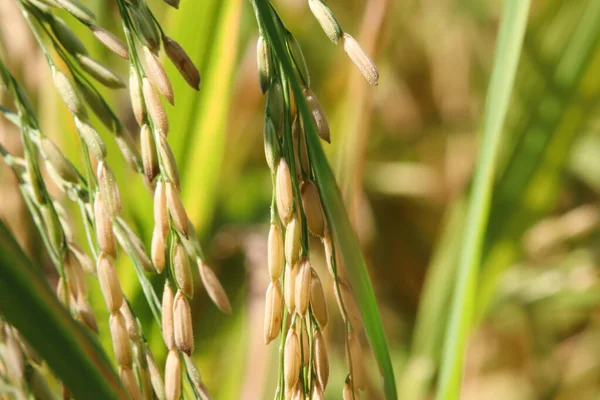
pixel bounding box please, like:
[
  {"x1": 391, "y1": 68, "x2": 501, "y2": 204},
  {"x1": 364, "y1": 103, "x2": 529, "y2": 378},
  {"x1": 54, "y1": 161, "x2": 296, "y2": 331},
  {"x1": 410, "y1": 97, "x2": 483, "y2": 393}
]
[
  {"x1": 410, "y1": 200, "x2": 465, "y2": 363},
  {"x1": 435, "y1": 2, "x2": 530, "y2": 399},
  {"x1": 254, "y1": 1, "x2": 397, "y2": 398},
  {"x1": 477, "y1": 0, "x2": 600, "y2": 318},
  {"x1": 0, "y1": 220, "x2": 127, "y2": 400},
  {"x1": 180, "y1": 0, "x2": 242, "y2": 234}
]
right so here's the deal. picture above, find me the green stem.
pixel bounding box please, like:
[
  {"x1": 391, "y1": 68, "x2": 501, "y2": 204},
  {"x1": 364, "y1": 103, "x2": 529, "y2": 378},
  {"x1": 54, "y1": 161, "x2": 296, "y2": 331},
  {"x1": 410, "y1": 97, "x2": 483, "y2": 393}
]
[{"x1": 435, "y1": 1, "x2": 530, "y2": 399}]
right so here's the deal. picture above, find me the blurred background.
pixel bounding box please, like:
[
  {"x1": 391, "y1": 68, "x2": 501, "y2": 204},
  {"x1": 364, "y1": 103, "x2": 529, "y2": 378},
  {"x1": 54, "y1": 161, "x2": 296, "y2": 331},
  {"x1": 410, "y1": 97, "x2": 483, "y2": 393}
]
[{"x1": 2, "y1": 0, "x2": 600, "y2": 398}]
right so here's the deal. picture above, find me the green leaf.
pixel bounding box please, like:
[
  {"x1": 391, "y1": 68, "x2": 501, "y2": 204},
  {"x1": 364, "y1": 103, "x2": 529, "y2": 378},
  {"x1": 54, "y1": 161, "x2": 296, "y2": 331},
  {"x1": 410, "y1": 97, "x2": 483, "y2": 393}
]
[
  {"x1": 0, "y1": 220, "x2": 127, "y2": 400},
  {"x1": 478, "y1": 0, "x2": 600, "y2": 319},
  {"x1": 253, "y1": 1, "x2": 397, "y2": 398},
  {"x1": 164, "y1": 0, "x2": 243, "y2": 236},
  {"x1": 435, "y1": 1, "x2": 530, "y2": 399}
]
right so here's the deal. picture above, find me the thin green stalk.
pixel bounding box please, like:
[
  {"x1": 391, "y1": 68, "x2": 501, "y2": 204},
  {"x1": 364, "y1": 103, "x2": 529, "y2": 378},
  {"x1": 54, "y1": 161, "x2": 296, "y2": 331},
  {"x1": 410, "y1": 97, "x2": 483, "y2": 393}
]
[
  {"x1": 253, "y1": 1, "x2": 397, "y2": 398},
  {"x1": 435, "y1": 2, "x2": 530, "y2": 399}
]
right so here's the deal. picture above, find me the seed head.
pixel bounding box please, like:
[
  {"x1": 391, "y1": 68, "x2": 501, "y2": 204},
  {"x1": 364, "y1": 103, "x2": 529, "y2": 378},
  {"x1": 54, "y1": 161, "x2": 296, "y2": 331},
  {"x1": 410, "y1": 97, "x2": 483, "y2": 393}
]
[
  {"x1": 50, "y1": 17, "x2": 88, "y2": 56},
  {"x1": 264, "y1": 116, "x2": 280, "y2": 172},
  {"x1": 174, "y1": 291, "x2": 194, "y2": 356},
  {"x1": 55, "y1": 0, "x2": 95, "y2": 25},
  {"x1": 119, "y1": 366, "x2": 142, "y2": 400},
  {"x1": 97, "y1": 162, "x2": 121, "y2": 219},
  {"x1": 40, "y1": 137, "x2": 78, "y2": 184},
  {"x1": 303, "y1": 86, "x2": 330, "y2": 143},
  {"x1": 286, "y1": 32, "x2": 310, "y2": 86},
  {"x1": 342, "y1": 33, "x2": 379, "y2": 86},
  {"x1": 142, "y1": 77, "x2": 169, "y2": 135},
  {"x1": 198, "y1": 260, "x2": 232, "y2": 314},
  {"x1": 268, "y1": 223, "x2": 284, "y2": 280},
  {"x1": 284, "y1": 328, "x2": 301, "y2": 392},
  {"x1": 285, "y1": 216, "x2": 301, "y2": 266},
  {"x1": 294, "y1": 257, "x2": 311, "y2": 316},
  {"x1": 172, "y1": 240, "x2": 193, "y2": 298},
  {"x1": 313, "y1": 329, "x2": 329, "y2": 389},
  {"x1": 162, "y1": 283, "x2": 175, "y2": 350},
  {"x1": 264, "y1": 280, "x2": 283, "y2": 344},
  {"x1": 165, "y1": 350, "x2": 181, "y2": 400},
  {"x1": 310, "y1": 268, "x2": 328, "y2": 328},
  {"x1": 110, "y1": 311, "x2": 133, "y2": 367},
  {"x1": 143, "y1": 46, "x2": 174, "y2": 105},
  {"x1": 90, "y1": 25, "x2": 129, "y2": 59},
  {"x1": 166, "y1": 182, "x2": 189, "y2": 237},
  {"x1": 164, "y1": 36, "x2": 200, "y2": 91},
  {"x1": 129, "y1": 71, "x2": 145, "y2": 125},
  {"x1": 94, "y1": 193, "x2": 117, "y2": 258},
  {"x1": 141, "y1": 124, "x2": 159, "y2": 182},
  {"x1": 153, "y1": 181, "x2": 169, "y2": 240},
  {"x1": 257, "y1": 35, "x2": 271, "y2": 95},
  {"x1": 97, "y1": 252, "x2": 123, "y2": 313},
  {"x1": 284, "y1": 263, "x2": 296, "y2": 313},
  {"x1": 77, "y1": 55, "x2": 125, "y2": 89},
  {"x1": 151, "y1": 227, "x2": 167, "y2": 273},
  {"x1": 276, "y1": 159, "x2": 294, "y2": 224},
  {"x1": 53, "y1": 68, "x2": 86, "y2": 117},
  {"x1": 75, "y1": 118, "x2": 107, "y2": 161},
  {"x1": 308, "y1": 0, "x2": 343, "y2": 44}
]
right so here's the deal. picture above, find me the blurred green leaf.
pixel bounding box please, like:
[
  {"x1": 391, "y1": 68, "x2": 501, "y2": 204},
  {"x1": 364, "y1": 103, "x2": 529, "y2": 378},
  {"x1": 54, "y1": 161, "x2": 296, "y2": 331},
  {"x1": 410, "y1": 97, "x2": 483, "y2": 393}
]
[
  {"x1": 0, "y1": 220, "x2": 127, "y2": 400},
  {"x1": 478, "y1": 0, "x2": 600, "y2": 319},
  {"x1": 164, "y1": 0, "x2": 243, "y2": 236},
  {"x1": 436, "y1": 1, "x2": 530, "y2": 399}
]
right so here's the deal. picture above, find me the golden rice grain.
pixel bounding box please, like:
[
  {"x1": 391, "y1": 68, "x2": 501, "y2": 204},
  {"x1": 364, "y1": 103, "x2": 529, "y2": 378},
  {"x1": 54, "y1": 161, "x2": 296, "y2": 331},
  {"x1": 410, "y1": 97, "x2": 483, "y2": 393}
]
[
  {"x1": 294, "y1": 257, "x2": 311, "y2": 316},
  {"x1": 310, "y1": 268, "x2": 328, "y2": 328},
  {"x1": 173, "y1": 291, "x2": 194, "y2": 356},
  {"x1": 164, "y1": 350, "x2": 181, "y2": 400},
  {"x1": 284, "y1": 328, "x2": 301, "y2": 392},
  {"x1": 96, "y1": 252, "x2": 123, "y2": 313},
  {"x1": 198, "y1": 260, "x2": 232, "y2": 314},
  {"x1": 143, "y1": 46, "x2": 174, "y2": 105},
  {"x1": 110, "y1": 311, "x2": 133, "y2": 367},
  {"x1": 162, "y1": 283, "x2": 175, "y2": 350},
  {"x1": 268, "y1": 223, "x2": 284, "y2": 281},
  {"x1": 172, "y1": 240, "x2": 193, "y2": 298},
  {"x1": 276, "y1": 159, "x2": 294, "y2": 224},
  {"x1": 90, "y1": 25, "x2": 129, "y2": 59},
  {"x1": 264, "y1": 281, "x2": 283, "y2": 344}
]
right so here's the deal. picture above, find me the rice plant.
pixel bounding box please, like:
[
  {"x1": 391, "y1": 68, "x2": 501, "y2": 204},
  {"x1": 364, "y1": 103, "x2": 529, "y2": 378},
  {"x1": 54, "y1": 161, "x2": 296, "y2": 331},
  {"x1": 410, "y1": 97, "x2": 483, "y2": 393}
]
[{"x1": 3, "y1": 0, "x2": 600, "y2": 399}]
